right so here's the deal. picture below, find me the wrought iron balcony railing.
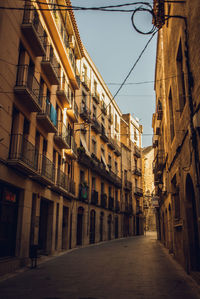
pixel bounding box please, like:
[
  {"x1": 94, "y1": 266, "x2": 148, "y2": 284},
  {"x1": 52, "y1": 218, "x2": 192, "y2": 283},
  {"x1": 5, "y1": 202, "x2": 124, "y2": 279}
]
[
  {"x1": 54, "y1": 120, "x2": 70, "y2": 149},
  {"x1": 21, "y1": 5, "x2": 46, "y2": 56},
  {"x1": 134, "y1": 187, "x2": 143, "y2": 197},
  {"x1": 41, "y1": 44, "x2": 60, "y2": 85},
  {"x1": 14, "y1": 64, "x2": 42, "y2": 112}
]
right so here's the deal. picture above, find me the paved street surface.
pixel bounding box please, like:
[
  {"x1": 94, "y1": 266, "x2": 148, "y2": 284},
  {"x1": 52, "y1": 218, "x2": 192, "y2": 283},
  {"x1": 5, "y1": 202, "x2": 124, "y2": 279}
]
[{"x1": 0, "y1": 232, "x2": 200, "y2": 299}]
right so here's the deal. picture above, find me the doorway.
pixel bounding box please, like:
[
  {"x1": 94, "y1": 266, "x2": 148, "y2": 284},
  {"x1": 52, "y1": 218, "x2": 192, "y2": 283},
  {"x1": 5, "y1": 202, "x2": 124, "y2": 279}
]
[
  {"x1": 185, "y1": 174, "x2": 200, "y2": 271},
  {"x1": 77, "y1": 207, "x2": 84, "y2": 246},
  {"x1": 89, "y1": 210, "x2": 96, "y2": 244}
]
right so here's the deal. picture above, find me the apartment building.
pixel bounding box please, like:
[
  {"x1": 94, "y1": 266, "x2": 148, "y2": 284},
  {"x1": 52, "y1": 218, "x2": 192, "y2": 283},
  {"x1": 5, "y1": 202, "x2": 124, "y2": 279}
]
[
  {"x1": 0, "y1": 0, "x2": 83, "y2": 274},
  {"x1": 121, "y1": 114, "x2": 144, "y2": 235},
  {"x1": 0, "y1": 0, "x2": 144, "y2": 276},
  {"x1": 142, "y1": 146, "x2": 156, "y2": 232},
  {"x1": 72, "y1": 49, "x2": 123, "y2": 246},
  {"x1": 152, "y1": 0, "x2": 200, "y2": 272}
]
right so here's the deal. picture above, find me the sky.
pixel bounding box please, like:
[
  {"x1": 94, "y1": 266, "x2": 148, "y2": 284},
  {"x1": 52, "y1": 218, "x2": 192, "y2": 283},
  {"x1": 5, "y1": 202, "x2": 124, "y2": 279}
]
[{"x1": 71, "y1": 0, "x2": 157, "y2": 147}]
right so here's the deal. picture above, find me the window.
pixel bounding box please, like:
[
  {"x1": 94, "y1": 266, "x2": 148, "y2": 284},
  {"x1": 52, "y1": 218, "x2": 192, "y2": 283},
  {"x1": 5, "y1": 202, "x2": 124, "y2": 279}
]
[
  {"x1": 134, "y1": 128, "x2": 137, "y2": 141},
  {"x1": 109, "y1": 186, "x2": 112, "y2": 197},
  {"x1": 23, "y1": 118, "x2": 30, "y2": 136},
  {"x1": 93, "y1": 105, "x2": 97, "y2": 118},
  {"x1": 124, "y1": 170, "x2": 127, "y2": 181},
  {"x1": 135, "y1": 178, "x2": 138, "y2": 188},
  {"x1": 101, "y1": 182, "x2": 104, "y2": 194},
  {"x1": 171, "y1": 175, "x2": 180, "y2": 219},
  {"x1": 115, "y1": 161, "x2": 118, "y2": 174},
  {"x1": 80, "y1": 170, "x2": 85, "y2": 183},
  {"x1": 108, "y1": 154, "x2": 112, "y2": 169},
  {"x1": 92, "y1": 177, "x2": 96, "y2": 190},
  {"x1": 82, "y1": 92, "x2": 87, "y2": 104},
  {"x1": 176, "y1": 40, "x2": 186, "y2": 112},
  {"x1": 168, "y1": 88, "x2": 175, "y2": 142},
  {"x1": 94, "y1": 80, "x2": 97, "y2": 93},
  {"x1": 92, "y1": 138, "x2": 97, "y2": 155}
]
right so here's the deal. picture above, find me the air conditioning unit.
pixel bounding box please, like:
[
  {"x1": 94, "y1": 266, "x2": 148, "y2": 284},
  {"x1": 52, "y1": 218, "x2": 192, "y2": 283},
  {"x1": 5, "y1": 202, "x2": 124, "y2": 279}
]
[{"x1": 69, "y1": 35, "x2": 75, "y2": 49}]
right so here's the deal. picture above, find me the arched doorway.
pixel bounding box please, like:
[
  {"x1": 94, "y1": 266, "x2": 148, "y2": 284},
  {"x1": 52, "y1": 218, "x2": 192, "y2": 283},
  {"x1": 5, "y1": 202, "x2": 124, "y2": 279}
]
[
  {"x1": 185, "y1": 174, "x2": 200, "y2": 271},
  {"x1": 108, "y1": 215, "x2": 112, "y2": 240},
  {"x1": 90, "y1": 210, "x2": 96, "y2": 244},
  {"x1": 77, "y1": 207, "x2": 84, "y2": 246},
  {"x1": 115, "y1": 216, "x2": 119, "y2": 238},
  {"x1": 100, "y1": 212, "x2": 104, "y2": 242}
]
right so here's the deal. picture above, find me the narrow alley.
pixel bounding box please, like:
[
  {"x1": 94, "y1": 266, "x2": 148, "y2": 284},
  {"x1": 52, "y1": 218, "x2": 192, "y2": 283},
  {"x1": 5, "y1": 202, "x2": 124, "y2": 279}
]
[{"x1": 0, "y1": 232, "x2": 200, "y2": 299}]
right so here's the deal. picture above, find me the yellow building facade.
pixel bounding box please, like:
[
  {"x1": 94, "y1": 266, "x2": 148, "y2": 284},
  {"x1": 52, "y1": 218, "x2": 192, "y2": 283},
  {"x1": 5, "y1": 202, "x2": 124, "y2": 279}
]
[
  {"x1": 153, "y1": 0, "x2": 200, "y2": 273},
  {"x1": 0, "y1": 0, "x2": 144, "y2": 275}
]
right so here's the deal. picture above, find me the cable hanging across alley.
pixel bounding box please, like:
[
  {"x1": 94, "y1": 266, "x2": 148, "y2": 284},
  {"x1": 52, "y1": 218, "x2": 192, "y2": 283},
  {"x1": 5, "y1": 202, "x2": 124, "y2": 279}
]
[{"x1": 1, "y1": 1, "x2": 158, "y2": 35}]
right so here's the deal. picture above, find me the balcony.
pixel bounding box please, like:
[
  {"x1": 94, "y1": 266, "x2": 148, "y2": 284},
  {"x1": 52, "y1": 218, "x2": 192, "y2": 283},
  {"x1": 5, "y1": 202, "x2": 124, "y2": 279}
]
[
  {"x1": 100, "y1": 125, "x2": 109, "y2": 143},
  {"x1": 79, "y1": 183, "x2": 88, "y2": 202},
  {"x1": 91, "y1": 116, "x2": 101, "y2": 133},
  {"x1": 92, "y1": 90, "x2": 100, "y2": 104},
  {"x1": 80, "y1": 105, "x2": 91, "y2": 123},
  {"x1": 37, "y1": 97, "x2": 57, "y2": 133},
  {"x1": 133, "y1": 166, "x2": 142, "y2": 176},
  {"x1": 100, "y1": 193, "x2": 107, "y2": 208},
  {"x1": 14, "y1": 65, "x2": 42, "y2": 112},
  {"x1": 36, "y1": 154, "x2": 55, "y2": 186},
  {"x1": 21, "y1": 6, "x2": 46, "y2": 56},
  {"x1": 134, "y1": 187, "x2": 143, "y2": 197},
  {"x1": 113, "y1": 139, "x2": 121, "y2": 156},
  {"x1": 123, "y1": 203, "x2": 133, "y2": 214},
  {"x1": 65, "y1": 135, "x2": 77, "y2": 159},
  {"x1": 81, "y1": 75, "x2": 90, "y2": 91},
  {"x1": 55, "y1": 168, "x2": 75, "y2": 195},
  {"x1": 91, "y1": 190, "x2": 99, "y2": 205},
  {"x1": 54, "y1": 121, "x2": 70, "y2": 149},
  {"x1": 115, "y1": 200, "x2": 120, "y2": 212},
  {"x1": 78, "y1": 149, "x2": 92, "y2": 167},
  {"x1": 107, "y1": 137, "x2": 115, "y2": 150},
  {"x1": 8, "y1": 134, "x2": 39, "y2": 175},
  {"x1": 124, "y1": 179, "x2": 132, "y2": 191},
  {"x1": 134, "y1": 146, "x2": 141, "y2": 158},
  {"x1": 67, "y1": 100, "x2": 78, "y2": 122},
  {"x1": 153, "y1": 150, "x2": 165, "y2": 173},
  {"x1": 41, "y1": 45, "x2": 60, "y2": 85},
  {"x1": 56, "y1": 81, "x2": 71, "y2": 108},
  {"x1": 101, "y1": 101, "x2": 107, "y2": 115},
  {"x1": 157, "y1": 108, "x2": 163, "y2": 120},
  {"x1": 108, "y1": 196, "x2": 114, "y2": 211}
]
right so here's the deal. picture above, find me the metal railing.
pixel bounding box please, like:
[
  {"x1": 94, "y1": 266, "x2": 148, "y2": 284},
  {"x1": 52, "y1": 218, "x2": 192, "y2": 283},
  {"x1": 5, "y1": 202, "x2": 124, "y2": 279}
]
[
  {"x1": 66, "y1": 135, "x2": 77, "y2": 155},
  {"x1": 23, "y1": 5, "x2": 46, "y2": 45},
  {"x1": 9, "y1": 134, "x2": 39, "y2": 171},
  {"x1": 15, "y1": 64, "x2": 41, "y2": 106},
  {"x1": 40, "y1": 154, "x2": 55, "y2": 182},
  {"x1": 56, "y1": 168, "x2": 75, "y2": 194},
  {"x1": 42, "y1": 44, "x2": 60, "y2": 79},
  {"x1": 55, "y1": 120, "x2": 69, "y2": 144}
]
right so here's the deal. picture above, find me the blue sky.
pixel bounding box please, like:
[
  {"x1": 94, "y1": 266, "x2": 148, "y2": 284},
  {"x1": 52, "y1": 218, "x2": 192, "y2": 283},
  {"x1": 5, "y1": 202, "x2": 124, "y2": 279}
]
[{"x1": 71, "y1": 0, "x2": 157, "y2": 147}]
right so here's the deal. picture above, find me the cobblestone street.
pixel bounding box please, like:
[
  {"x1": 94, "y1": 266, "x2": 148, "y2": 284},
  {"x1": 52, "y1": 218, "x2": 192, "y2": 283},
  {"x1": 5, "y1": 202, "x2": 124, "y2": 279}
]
[{"x1": 0, "y1": 232, "x2": 200, "y2": 299}]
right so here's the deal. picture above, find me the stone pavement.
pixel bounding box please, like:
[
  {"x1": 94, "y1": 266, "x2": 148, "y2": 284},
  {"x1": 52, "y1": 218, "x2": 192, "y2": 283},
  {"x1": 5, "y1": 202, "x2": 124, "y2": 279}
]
[{"x1": 0, "y1": 232, "x2": 200, "y2": 299}]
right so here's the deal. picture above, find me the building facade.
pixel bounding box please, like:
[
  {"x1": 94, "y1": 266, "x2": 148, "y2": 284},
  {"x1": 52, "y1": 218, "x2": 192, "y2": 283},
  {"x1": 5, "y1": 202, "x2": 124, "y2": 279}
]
[
  {"x1": 152, "y1": 0, "x2": 200, "y2": 273},
  {"x1": 142, "y1": 146, "x2": 156, "y2": 232},
  {"x1": 0, "y1": 0, "x2": 144, "y2": 276}
]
